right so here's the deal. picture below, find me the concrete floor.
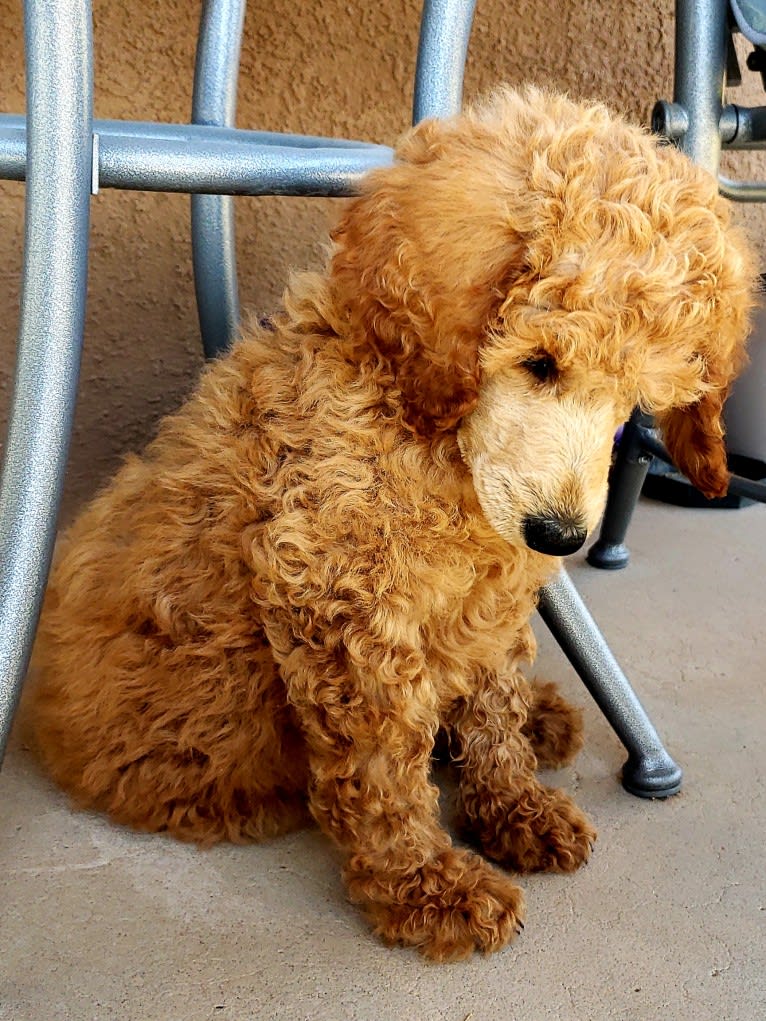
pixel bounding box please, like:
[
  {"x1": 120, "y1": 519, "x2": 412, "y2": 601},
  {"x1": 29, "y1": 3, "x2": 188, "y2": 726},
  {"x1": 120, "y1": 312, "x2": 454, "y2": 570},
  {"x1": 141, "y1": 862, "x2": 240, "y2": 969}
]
[{"x1": 1, "y1": 498, "x2": 765, "y2": 1021}]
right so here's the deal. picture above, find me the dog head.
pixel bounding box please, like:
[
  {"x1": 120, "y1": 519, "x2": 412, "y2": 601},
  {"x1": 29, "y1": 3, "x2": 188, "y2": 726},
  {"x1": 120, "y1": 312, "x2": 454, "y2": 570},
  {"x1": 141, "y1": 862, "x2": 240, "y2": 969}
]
[{"x1": 330, "y1": 87, "x2": 756, "y2": 554}]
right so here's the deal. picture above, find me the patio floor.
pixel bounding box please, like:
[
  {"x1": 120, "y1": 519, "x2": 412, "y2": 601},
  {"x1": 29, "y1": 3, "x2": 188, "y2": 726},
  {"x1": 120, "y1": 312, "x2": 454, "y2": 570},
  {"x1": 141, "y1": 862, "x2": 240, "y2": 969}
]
[{"x1": 1, "y1": 496, "x2": 764, "y2": 1020}]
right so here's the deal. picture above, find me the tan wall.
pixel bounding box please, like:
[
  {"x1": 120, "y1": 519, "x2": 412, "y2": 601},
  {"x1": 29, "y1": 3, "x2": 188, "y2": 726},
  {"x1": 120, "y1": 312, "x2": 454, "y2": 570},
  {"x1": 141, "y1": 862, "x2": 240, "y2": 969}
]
[{"x1": 1, "y1": 0, "x2": 764, "y2": 520}]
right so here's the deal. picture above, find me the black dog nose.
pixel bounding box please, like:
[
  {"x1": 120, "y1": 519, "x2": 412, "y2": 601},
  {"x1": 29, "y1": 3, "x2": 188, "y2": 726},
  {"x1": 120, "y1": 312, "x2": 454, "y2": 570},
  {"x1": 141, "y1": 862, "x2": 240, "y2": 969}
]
[{"x1": 522, "y1": 515, "x2": 588, "y2": 556}]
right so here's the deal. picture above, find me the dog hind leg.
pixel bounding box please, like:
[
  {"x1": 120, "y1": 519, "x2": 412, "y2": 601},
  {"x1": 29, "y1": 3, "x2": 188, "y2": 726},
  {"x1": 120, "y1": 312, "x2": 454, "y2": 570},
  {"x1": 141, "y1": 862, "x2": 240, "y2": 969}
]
[
  {"x1": 29, "y1": 639, "x2": 310, "y2": 845},
  {"x1": 522, "y1": 678, "x2": 585, "y2": 769}
]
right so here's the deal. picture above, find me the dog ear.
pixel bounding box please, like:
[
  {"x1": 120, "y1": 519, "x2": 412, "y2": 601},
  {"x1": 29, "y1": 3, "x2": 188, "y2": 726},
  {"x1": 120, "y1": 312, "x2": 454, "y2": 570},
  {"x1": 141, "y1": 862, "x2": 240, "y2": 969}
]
[
  {"x1": 330, "y1": 120, "x2": 488, "y2": 437},
  {"x1": 655, "y1": 319, "x2": 752, "y2": 501},
  {"x1": 650, "y1": 198, "x2": 758, "y2": 501},
  {"x1": 657, "y1": 389, "x2": 732, "y2": 500}
]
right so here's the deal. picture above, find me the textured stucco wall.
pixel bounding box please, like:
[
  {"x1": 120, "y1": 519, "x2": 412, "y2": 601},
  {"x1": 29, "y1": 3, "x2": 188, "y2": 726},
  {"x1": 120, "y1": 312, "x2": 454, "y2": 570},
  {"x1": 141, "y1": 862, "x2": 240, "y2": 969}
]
[{"x1": 0, "y1": 0, "x2": 764, "y2": 520}]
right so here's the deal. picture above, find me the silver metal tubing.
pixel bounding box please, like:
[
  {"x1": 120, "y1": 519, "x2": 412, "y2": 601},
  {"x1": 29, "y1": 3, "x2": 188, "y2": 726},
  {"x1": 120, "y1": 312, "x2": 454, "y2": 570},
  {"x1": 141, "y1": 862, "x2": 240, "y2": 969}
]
[
  {"x1": 91, "y1": 119, "x2": 377, "y2": 149},
  {"x1": 0, "y1": 114, "x2": 380, "y2": 162},
  {"x1": 718, "y1": 104, "x2": 738, "y2": 145},
  {"x1": 718, "y1": 175, "x2": 766, "y2": 201},
  {"x1": 191, "y1": 0, "x2": 247, "y2": 357},
  {"x1": 0, "y1": 0, "x2": 93, "y2": 763},
  {"x1": 673, "y1": 0, "x2": 728, "y2": 172},
  {"x1": 98, "y1": 134, "x2": 392, "y2": 195},
  {"x1": 586, "y1": 410, "x2": 653, "y2": 571},
  {"x1": 0, "y1": 121, "x2": 25, "y2": 177},
  {"x1": 537, "y1": 571, "x2": 683, "y2": 798},
  {"x1": 717, "y1": 103, "x2": 766, "y2": 148},
  {"x1": 0, "y1": 119, "x2": 392, "y2": 194},
  {"x1": 413, "y1": 0, "x2": 477, "y2": 121},
  {"x1": 193, "y1": 0, "x2": 243, "y2": 126}
]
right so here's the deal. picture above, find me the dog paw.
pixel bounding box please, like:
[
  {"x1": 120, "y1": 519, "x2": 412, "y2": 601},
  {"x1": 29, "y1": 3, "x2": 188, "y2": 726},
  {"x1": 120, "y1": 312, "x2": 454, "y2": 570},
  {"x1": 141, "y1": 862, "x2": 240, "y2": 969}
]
[
  {"x1": 467, "y1": 788, "x2": 596, "y2": 874},
  {"x1": 345, "y1": 848, "x2": 525, "y2": 962},
  {"x1": 523, "y1": 680, "x2": 584, "y2": 769}
]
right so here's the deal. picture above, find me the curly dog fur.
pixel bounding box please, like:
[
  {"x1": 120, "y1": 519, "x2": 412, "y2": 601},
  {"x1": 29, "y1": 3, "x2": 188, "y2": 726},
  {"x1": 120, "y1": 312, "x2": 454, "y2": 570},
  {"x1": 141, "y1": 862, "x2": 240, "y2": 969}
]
[{"x1": 26, "y1": 88, "x2": 755, "y2": 961}]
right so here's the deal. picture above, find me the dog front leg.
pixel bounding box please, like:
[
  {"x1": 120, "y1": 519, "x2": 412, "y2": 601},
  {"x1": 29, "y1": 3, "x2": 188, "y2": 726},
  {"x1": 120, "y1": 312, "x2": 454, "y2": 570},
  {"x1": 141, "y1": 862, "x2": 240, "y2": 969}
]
[
  {"x1": 451, "y1": 668, "x2": 596, "y2": 874},
  {"x1": 282, "y1": 646, "x2": 524, "y2": 961}
]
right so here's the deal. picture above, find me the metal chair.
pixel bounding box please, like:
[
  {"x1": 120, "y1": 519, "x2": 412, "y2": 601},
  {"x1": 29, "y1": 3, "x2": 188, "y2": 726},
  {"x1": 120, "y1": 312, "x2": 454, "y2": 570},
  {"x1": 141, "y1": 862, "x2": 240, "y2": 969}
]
[
  {"x1": 0, "y1": 0, "x2": 682, "y2": 798},
  {"x1": 588, "y1": 0, "x2": 766, "y2": 572}
]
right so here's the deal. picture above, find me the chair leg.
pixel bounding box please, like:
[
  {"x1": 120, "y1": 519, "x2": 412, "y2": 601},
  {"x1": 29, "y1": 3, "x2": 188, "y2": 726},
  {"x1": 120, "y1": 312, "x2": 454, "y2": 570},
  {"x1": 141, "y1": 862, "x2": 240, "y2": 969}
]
[
  {"x1": 0, "y1": 0, "x2": 93, "y2": 765},
  {"x1": 587, "y1": 409, "x2": 653, "y2": 570},
  {"x1": 537, "y1": 570, "x2": 683, "y2": 798}
]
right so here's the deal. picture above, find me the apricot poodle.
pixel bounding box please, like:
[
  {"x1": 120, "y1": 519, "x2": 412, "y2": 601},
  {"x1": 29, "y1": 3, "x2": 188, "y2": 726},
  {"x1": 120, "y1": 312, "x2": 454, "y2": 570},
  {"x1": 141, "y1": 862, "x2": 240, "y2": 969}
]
[{"x1": 27, "y1": 87, "x2": 754, "y2": 961}]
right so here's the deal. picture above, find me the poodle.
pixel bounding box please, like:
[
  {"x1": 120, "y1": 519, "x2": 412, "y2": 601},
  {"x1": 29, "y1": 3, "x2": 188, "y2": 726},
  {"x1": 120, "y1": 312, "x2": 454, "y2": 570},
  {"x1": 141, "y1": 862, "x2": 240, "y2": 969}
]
[{"x1": 26, "y1": 87, "x2": 755, "y2": 961}]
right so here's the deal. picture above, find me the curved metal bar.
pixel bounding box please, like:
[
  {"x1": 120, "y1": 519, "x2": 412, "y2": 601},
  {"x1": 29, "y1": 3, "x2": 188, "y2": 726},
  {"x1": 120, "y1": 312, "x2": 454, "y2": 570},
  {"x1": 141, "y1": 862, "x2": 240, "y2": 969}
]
[
  {"x1": 718, "y1": 174, "x2": 766, "y2": 202},
  {"x1": 413, "y1": 0, "x2": 477, "y2": 122},
  {"x1": 191, "y1": 0, "x2": 247, "y2": 357},
  {"x1": 0, "y1": 0, "x2": 93, "y2": 763}
]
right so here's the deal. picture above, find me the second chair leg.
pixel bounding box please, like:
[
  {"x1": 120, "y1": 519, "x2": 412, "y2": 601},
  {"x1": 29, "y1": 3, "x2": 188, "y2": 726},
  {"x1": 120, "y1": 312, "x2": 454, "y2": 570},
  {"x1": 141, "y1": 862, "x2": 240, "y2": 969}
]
[
  {"x1": 537, "y1": 569, "x2": 683, "y2": 798},
  {"x1": 587, "y1": 409, "x2": 654, "y2": 570}
]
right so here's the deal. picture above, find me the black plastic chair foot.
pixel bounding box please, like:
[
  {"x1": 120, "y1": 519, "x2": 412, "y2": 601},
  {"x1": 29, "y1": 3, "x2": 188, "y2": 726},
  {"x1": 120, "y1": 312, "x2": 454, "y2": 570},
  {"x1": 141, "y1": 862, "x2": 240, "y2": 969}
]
[
  {"x1": 621, "y1": 754, "x2": 683, "y2": 799},
  {"x1": 586, "y1": 540, "x2": 631, "y2": 570}
]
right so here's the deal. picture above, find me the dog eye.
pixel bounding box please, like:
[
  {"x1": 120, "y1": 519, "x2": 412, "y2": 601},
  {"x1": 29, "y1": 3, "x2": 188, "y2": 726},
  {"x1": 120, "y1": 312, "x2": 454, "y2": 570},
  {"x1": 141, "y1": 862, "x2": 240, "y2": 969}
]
[{"x1": 521, "y1": 354, "x2": 557, "y2": 383}]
